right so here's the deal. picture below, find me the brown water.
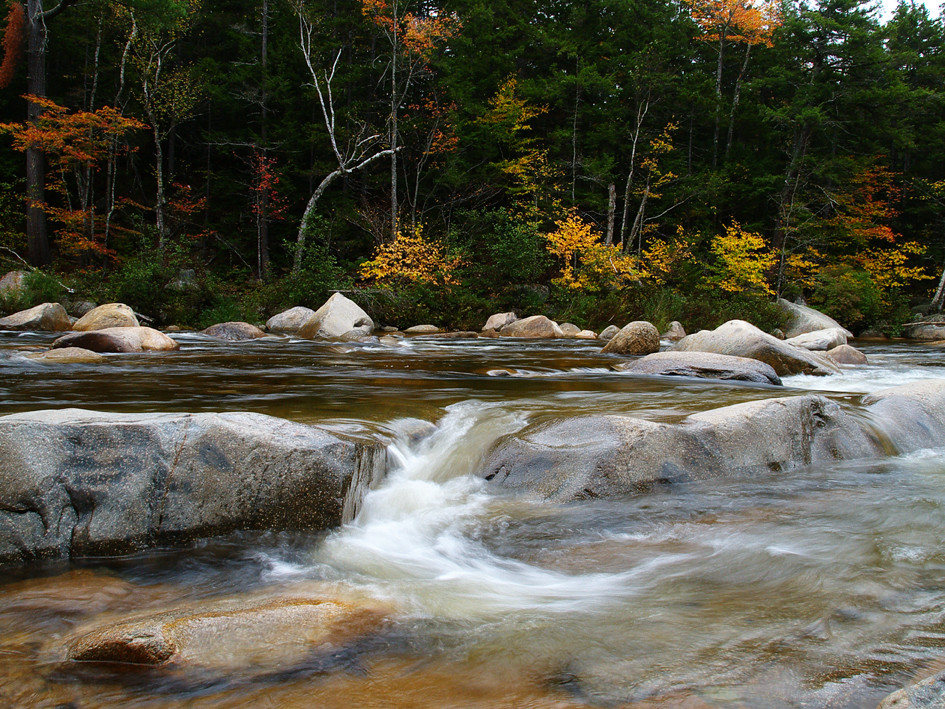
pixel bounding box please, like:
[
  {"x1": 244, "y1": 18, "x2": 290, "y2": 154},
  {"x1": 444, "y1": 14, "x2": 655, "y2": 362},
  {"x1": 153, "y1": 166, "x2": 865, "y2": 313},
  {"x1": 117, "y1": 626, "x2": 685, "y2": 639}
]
[{"x1": 3, "y1": 332, "x2": 945, "y2": 708}]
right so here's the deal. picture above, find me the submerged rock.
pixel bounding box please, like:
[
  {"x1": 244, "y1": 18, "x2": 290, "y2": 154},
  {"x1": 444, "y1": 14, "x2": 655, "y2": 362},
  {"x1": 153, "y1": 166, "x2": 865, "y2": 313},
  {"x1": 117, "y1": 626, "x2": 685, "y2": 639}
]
[
  {"x1": 201, "y1": 321, "x2": 267, "y2": 341},
  {"x1": 0, "y1": 409, "x2": 387, "y2": 564},
  {"x1": 72, "y1": 303, "x2": 139, "y2": 331},
  {"x1": 297, "y1": 293, "x2": 374, "y2": 339},
  {"x1": 266, "y1": 306, "x2": 316, "y2": 334},
  {"x1": 500, "y1": 315, "x2": 563, "y2": 338},
  {"x1": 784, "y1": 327, "x2": 849, "y2": 351},
  {"x1": 66, "y1": 591, "x2": 392, "y2": 673},
  {"x1": 52, "y1": 326, "x2": 179, "y2": 353},
  {"x1": 477, "y1": 381, "x2": 945, "y2": 502},
  {"x1": 615, "y1": 351, "x2": 781, "y2": 385},
  {"x1": 601, "y1": 321, "x2": 660, "y2": 355},
  {"x1": 672, "y1": 320, "x2": 840, "y2": 376},
  {"x1": 0, "y1": 302, "x2": 71, "y2": 331},
  {"x1": 27, "y1": 347, "x2": 107, "y2": 364},
  {"x1": 778, "y1": 298, "x2": 852, "y2": 338}
]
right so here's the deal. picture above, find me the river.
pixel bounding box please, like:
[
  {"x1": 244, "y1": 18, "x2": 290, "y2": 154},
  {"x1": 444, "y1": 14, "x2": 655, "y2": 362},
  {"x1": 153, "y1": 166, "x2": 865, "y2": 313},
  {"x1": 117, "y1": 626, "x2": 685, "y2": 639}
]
[{"x1": 2, "y1": 332, "x2": 945, "y2": 708}]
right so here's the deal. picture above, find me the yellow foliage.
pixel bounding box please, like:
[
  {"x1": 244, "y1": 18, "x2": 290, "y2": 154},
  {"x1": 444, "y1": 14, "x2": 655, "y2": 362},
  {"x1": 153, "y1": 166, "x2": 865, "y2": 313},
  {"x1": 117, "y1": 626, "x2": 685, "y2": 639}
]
[
  {"x1": 710, "y1": 221, "x2": 775, "y2": 294},
  {"x1": 544, "y1": 213, "x2": 644, "y2": 292},
  {"x1": 856, "y1": 241, "x2": 932, "y2": 290},
  {"x1": 783, "y1": 248, "x2": 825, "y2": 290},
  {"x1": 359, "y1": 225, "x2": 464, "y2": 286},
  {"x1": 640, "y1": 226, "x2": 695, "y2": 285}
]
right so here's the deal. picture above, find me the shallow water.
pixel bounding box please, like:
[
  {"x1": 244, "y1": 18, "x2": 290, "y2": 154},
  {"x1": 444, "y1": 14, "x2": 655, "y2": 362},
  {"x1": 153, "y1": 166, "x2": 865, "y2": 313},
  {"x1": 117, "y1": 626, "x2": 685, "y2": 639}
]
[{"x1": 2, "y1": 333, "x2": 945, "y2": 707}]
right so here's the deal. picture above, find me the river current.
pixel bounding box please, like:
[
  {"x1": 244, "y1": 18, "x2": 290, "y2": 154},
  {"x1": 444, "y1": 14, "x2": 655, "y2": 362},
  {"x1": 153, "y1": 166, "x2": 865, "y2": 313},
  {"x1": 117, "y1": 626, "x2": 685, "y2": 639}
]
[{"x1": 2, "y1": 332, "x2": 945, "y2": 708}]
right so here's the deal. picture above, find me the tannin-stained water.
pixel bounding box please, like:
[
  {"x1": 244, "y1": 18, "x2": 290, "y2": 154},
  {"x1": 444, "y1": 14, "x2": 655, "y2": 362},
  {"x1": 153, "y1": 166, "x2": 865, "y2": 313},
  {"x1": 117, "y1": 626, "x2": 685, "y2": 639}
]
[{"x1": 2, "y1": 332, "x2": 945, "y2": 708}]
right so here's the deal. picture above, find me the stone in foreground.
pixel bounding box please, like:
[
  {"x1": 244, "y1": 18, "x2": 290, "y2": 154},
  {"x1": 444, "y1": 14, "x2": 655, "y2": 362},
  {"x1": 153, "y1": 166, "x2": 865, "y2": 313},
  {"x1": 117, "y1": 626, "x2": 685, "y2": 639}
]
[
  {"x1": 615, "y1": 351, "x2": 781, "y2": 385},
  {"x1": 297, "y1": 293, "x2": 374, "y2": 339},
  {"x1": 66, "y1": 591, "x2": 392, "y2": 673},
  {"x1": 52, "y1": 326, "x2": 179, "y2": 353},
  {"x1": 0, "y1": 302, "x2": 71, "y2": 331},
  {"x1": 877, "y1": 671, "x2": 945, "y2": 708},
  {"x1": 778, "y1": 298, "x2": 852, "y2": 339},
  {"x1": 500, "y1": 315, "x2": 564, "y2": 338},
  {"x1": 201, "y1": 321, "x2": 267, "y2": 341},
  {"x1": 601, "y1": 321, "x2": 660, "y2": 355},
  {"x1": 0, "y1": 409, "x2": 386, "y2": 563},
  {"x1": 72, "y1": 303, "x2": 139, "y2": 331},
  {"x1": 672, "y1": 320, "x2": 840, "y2": 376}
]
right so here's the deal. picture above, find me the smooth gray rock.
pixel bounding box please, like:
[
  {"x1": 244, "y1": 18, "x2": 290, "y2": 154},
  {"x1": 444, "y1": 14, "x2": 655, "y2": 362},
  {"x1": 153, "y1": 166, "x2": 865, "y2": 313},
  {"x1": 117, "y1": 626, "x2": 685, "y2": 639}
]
[
  {"x1": 201, "y1": 321, "x2": 267, "y2": 341},
  {"x1": 615, "y1": 351, "x2": 781, "y2": 385},
  {"x1": 266, "y1": 306, "x2": 315, "y2": 334},
  {"x1": 598, "y1": 325, "x2": 620, "y2": 342},
  {"x1": 778, "y1": 298, "x2": 852, "y2": 338},
  {"x1": 478, "y1": 395, "x2": 878, "y2": 501},
  {"x1": 903, "y1": 319, "x2": 945, "y2": 341},
  {"x1": 0, "y1": 302, "x2": 71, "y2": 331},
  {"x1": 0, "y1": 270, "x2": 27, "y2": 297},
  {"x1": 877, "y1": 671, "x2": 945, "y2": 708},
  {"x1": 558, "y1": 323, "x2": 582, "y2": 337},
  {"x1": 477, "y1": 380, "x2": 945, "y2": 501},
  {"x1": 500, "y1": 315, "x2": 564, "y2": 338},
  {"x1": 404, "y1": 324, "x2": 441, "y2": 334},
  {"x1": 661, "y1": 321, "x2": 686, "y2": 341},
  {"x1": 785, "y1": 327, "x2": 848, "y2": 351},
  {"x1": 601, "y1": 321, "x2": 660, "y2": 355},
  {"x1": 297, "y1": 293, "x2": 374, "y2": 339},
  {"x1": 483, "y1": 312, "x2": 517, "y2": 331},
  {"x1": 672, "y1": 320, "x2": 841, "y2": 376},
  {"x1": 0, "y1": 409, "x2": 387, "y2": 564}
]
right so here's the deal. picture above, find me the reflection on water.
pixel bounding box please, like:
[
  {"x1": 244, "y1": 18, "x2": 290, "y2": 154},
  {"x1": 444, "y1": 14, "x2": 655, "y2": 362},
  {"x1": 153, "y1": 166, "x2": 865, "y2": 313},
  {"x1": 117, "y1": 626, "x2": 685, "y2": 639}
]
[{"x1": 2, "y1": 333, "x2": 945, "y2": 707}]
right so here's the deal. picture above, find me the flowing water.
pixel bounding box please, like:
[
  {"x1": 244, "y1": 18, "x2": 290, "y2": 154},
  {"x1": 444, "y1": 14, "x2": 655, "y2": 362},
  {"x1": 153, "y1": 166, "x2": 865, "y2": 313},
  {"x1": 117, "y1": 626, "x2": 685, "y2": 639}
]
[{"x1": 2, "y1": 332, "x2": 945, "y2": 707}]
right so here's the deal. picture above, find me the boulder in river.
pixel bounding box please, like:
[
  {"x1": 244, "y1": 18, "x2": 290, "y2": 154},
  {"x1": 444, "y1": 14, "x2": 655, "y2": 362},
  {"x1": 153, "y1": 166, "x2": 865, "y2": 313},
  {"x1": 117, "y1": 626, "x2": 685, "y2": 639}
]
[
  {"x1": 265, "y1": 306, "x2": 315, "y2": 334},
  {"x1": 877, "y1": 670, "x2": 945, "y2": 708},
  {"x1": 297, "y1": 293, "x2": 374, "y2": 339},
  {"x1": 72, "y1": 302, "x2": 139, "y2": 331},
  {"x1": 601, "y1": 321, "x2": 660, "y2": 355},
  {"x1": 483, "y1": 312, "x2": 517, "y2": 331},
  {"x1": 671, "y1": 320, "x2": 840, "y2": 376},
  {"x1": 201, "y1": 321, "x2": 267, "y2": 341},
  {"x1": 52, "y1": 326, "x2": 179, "y2": 353},
  {"x1": 0, "y1": 302, "x2": 71, "y2": 331},
  {"x1": 826, "y1": 344, "x2": 868, "y2": 365},
  {"x1": 598, "y1": 325, "x2": 620, "y2": 342},
  {"x1": 778, "y1": 298, "x2": 852, "y2": 339},
  {"x1": 784, "y1": 327, "x2": 849, "y2": 351},
  {"x1": 615, "y1": 351, "x2": 781, "y2": 385},
  {"x1": 559, "y1": 323, "x2": 582, "y2": 337},
  {"x1": 500, "y1": 315, "x2": 564, "y2": 338},
  {"x1": 65, "y1": 590, "x2": 393, "y2": 673},
  {"x1": 0, "y1": 409, "x2": 388, "y2": 564},
  {"x1": 661, "y1": 321, "x2": 686, "y2": 342},
  {"x1": 404, "y1": 324, "x2": 441, "y2": 334}
]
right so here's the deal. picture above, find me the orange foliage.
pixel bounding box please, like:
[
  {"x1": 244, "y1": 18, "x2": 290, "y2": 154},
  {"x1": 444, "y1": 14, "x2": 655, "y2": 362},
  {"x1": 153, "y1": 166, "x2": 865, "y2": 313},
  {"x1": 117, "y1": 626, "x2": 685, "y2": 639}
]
[
  {"x1": 825, "y1": 160, "x2": 902, "y2": 245},
  {"x1": 361, "y1": 0, "x2": 459, "y2": 58},
  {"x1": 688, "y1": 0, "x2": 781, "y2": 46},
  {"x1": 0, "y1": 2, "x2": 24, "y2": 89},
  {"x1": 0, "y1": 96, "x2": 147, "y2": 257}
]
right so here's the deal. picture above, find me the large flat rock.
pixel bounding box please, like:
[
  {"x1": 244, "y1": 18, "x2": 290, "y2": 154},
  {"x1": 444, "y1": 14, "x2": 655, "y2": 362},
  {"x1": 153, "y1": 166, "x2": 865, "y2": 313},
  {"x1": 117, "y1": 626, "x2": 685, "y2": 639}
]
[
  {"x1": 615, "y1": 351, "x2": 781, "y2": 385},
  {"x1": 0, "y1": 410, "x2": 387, "y2": 564},
  {"x1": 477, "y1": 381, "x2": 945, "y2": 501}
]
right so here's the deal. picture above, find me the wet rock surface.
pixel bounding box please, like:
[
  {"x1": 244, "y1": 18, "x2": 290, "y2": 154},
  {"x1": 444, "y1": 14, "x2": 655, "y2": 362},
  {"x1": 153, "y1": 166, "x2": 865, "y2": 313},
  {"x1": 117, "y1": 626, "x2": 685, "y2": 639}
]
[
  {"x1": 615, "y1": 351, "x2": 781, "y2": 385},
  {"x1": 0, "y1": 409, "x2": 387, "y2": 564},
  {"x1": 52, "y1": 326, "x2": 180, "y2": 353},
  {"x1": 200, "y1": 321, "x2": 267, "y2": 341}
]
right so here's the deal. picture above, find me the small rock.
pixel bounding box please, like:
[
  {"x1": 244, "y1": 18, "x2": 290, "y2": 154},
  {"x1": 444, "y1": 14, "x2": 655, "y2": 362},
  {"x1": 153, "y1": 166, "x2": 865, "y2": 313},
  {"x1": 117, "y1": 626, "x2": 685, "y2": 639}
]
[
  {"x1": 558, "y1": 323, "x2": 582, "y2": 337},
  {"x1": 482, "y1": 312, "x2": 517, "y2": 331},
  {"x1": 601, "y1": 321, "x2": 660, "y2": 355},
  {"x1": 826, "y1": 344, "x2": 868, "y2": 365},
  {"x1": 72, "y1": 303, "x2": 139, "y2": 331},
  {"x1": 576, "y1": 330, "x2": 597, "y2": 339},
  {"x1": 661, "y1": 321, "x2": 686, "y2": 342},
  {"x1": 266, "y1": 306, "x2": 316, "y2": 334},
  {"x1": 404, "y1": 324, "x2": 441, "y2": 334},
  {"x1": 52, "y1": 326, "x2": 179, "y2": 353},
  {"x1": 69, "y1": 300, "x2": 97, "y2": 317},
  {"x1": 500, "y1": 315, "x2": 564, "y2": 338},
  {"x1": 201, "y1": 321, "x2": 267, "y2": 341},
  {"x1": 0, "y1": 302, "x2": 71, "y2": 331},
  {"x1": 27, "y1": 347, "x2": 107, "y2": 364},
  {"x1": 598, "y1": 325, "x2": 620, "y2": 342}
]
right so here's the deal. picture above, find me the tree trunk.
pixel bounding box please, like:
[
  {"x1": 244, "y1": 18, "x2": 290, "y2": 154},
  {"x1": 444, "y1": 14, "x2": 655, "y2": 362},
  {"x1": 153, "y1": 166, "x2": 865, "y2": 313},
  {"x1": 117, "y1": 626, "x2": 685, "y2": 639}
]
[
  {"x1": 26, "y1": 0, "x2": 50, "y2": 266},
  {"x1": 605, "y1": 182, "x2": 616, "y2": 245},
  {"x1": 389, "y1": 0, "x2": 399, "y2": 242},
  {"x1": 724, "y1": 43, "x2": 751, "y2": 163},
  {"x1": 258, "y1": 0, "x2": 270, "y2": 279}
]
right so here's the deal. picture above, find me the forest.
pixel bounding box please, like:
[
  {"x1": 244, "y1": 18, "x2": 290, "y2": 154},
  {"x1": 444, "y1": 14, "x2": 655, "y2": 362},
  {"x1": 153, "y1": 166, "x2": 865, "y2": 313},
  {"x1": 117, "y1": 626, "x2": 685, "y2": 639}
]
[{"x1": 0, "y1": 0, "x2": 943, "y2": 334}]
